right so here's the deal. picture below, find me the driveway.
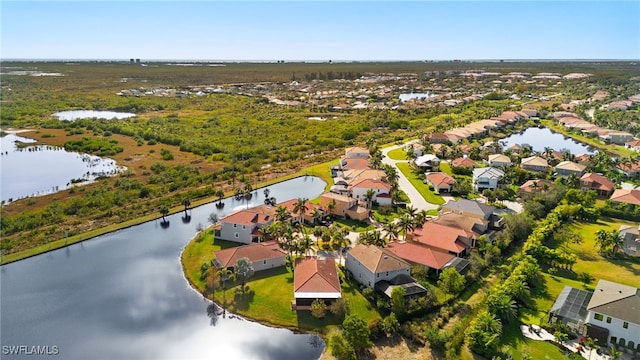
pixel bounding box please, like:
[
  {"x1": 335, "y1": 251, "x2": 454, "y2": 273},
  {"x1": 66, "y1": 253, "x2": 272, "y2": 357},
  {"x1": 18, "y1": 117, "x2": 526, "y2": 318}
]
[{"x1": 381, "y1": 144, "x2": 440, "y2": 211}]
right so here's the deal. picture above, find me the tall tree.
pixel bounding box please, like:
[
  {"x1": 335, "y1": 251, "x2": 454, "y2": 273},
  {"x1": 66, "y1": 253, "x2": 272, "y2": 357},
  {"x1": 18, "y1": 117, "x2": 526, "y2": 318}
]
[
  {"x1": 398, "y1": 213, "x2": 415, "y2": 241},
  {"x1": 159, "y1": 205, "x2": 169, "y2": 222},
  {"x1": 342, "y1": 314, "x2": 372, "y2": 352},
  {"x1": 293, "y1": 198, "x2": 309, "y2": 224},
  {"x1": 182, "y1": 197, "x2": 191, "y2": 216},
  {"x1": 364, "y1": 189, "x2": 376, "y2": 209},
  {"x1": 234, "y1": 257, "x2": 255, "y2": 293}
]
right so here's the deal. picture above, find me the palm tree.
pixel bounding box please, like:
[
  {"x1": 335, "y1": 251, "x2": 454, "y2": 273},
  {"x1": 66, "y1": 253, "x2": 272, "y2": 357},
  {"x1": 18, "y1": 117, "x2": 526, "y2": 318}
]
[
  {"x1": 397, "y1": 214, "x2": 415, "y2": 241},
  {"x1": 159, "y1": 205, "x2": 169, "y2": 223},
  {"x1": 293, "y1": 198, "x2": 309, "y2": 225},
  {"x1": 414, "y1": 209, "x2": 430, "y2": 228},
  {"x1": 217, "y1": 267, "x2": 235, "y2": 309},
  {"x1": 383, "y1": 164, "x2": 400, "y2": 186},
  {"x1": 326, "y1": 199, "x2": 336, "y2": 220},
  {"x1": 300, "y1": 234, "x2": 314, "y2": 256},
  {"x1": 382, "y1": 222, "x2": 399, "y2": 242},
  {"x1": 364, "y1": 189, "x2": 376, "y2": 209},
  {"x1": 182, "y1": 197, "x2": 191, "y2": 216},
  {"x1": 311, "y1": 208, "x2": 324, "y2": 225},
  {"x1": 275, "y1": 205, "x2": 290, "y2": 223}
]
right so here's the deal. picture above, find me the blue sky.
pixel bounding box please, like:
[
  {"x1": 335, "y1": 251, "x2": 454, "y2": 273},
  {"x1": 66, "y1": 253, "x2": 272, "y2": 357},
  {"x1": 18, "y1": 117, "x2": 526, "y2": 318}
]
[{"x1": 2, "y1": 1, "x2": 639, "y2": 61}]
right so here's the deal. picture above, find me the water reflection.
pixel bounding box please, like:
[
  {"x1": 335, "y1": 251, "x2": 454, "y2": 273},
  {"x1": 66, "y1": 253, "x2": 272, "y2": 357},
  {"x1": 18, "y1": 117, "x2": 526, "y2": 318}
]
[
  {"x1": 53, "y1": 110, "x2": 136, "y2": 121},
  {"x1": 1, "y1": 176, "x2": 327, "y2": 360},
  {"x1": 0, "y1": 133, "x2": 123, "y2": 202},
  {"x1": 501, "y1": 127, "x2": 595, "y2": 155}
]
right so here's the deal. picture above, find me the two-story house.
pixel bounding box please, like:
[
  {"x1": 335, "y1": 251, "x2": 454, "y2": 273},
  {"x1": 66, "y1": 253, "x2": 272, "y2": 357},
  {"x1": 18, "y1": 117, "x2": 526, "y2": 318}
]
[
  {"x1": 348, "y1": 178, "x2": 392, "y2": 206},
  {"x1": 345, "y1": 244, "x2": 411, "y2": 289},
  {"x1": 441, "y1": 198, "x2": 503, "y2": 229},
  {"x1": 586, "y1": 280, "x2": 640, "y2": 348},
  {"x1": 219, "y1": 205, "x2": 276, "y2": 243},
  {"x1": 580, "y1": 173, "x2": 615, "y2": 197},
  {"x1": 320, "y1": 192, "x2": 368, "y2": 221},
  {"x1": 472, "y1": 167, "x2": 504, "y2": 191}
]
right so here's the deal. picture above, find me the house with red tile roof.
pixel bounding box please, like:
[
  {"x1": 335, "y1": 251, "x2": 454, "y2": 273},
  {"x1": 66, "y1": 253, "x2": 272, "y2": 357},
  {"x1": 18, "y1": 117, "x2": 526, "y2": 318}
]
[
  {"x1": 212, "y1": 241, "x2": 286, "y2": 271},
  {"x1": 424, "y1": 132, "x2": 450, "y2": 144},
  {"x1": 625, "y1": 140, "x2": 640, "y2": 152},
  {"x1": 518, "y1": 179, "x2": 556, "y2": 197},
  {"x1": 609, "y1": 189, "x2": 640, "y2": 206},
  {"x1": 219, "y1": 205, "x2": 277, "y2": 243},
  {"x1": 408, "y1": 222, "x2": 474, "y2": 257},
  {"x1": 385, "y1": 241, "x2": 455, "y2": 273},
  {"x1": 293, "y1": 257, "x2": 342, "y2": 307},
  {"x1": 451, "y1": 157, "x2": 476, "y2": 169},
  {"x1": 425, "y1": 172, "x2": 456, "y2": 193},
  {"x1": 320, "y1": 192, "x2": 369, "y2": 221},
  {"x1": 348, "y1": 178, "x2": 392, "y2": 206},
  {"x1": 617, "y1": 161, "x2": 640, "y2": 178},
  {"x1": 580, "y1": 173, "x2": 615, "y2": 196},
  {"x1": 277, "y1": 199, "x2": 326, "y2": 225}
]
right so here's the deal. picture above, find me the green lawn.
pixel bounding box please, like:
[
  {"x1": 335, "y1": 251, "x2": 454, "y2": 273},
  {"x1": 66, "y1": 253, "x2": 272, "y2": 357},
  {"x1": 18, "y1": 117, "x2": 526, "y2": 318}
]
[
  {"x1": 439, "y1": 162, "x2": 453, "y2": 176},
  {"x1": 396, "y1": 162, "x2": 445, "y2": 205},
  {"x1": 561, "y1": 219, "x2": 640, "y2": 288},
  {"x1": 181, "y1": 232, "x2": 381, "y2": 331},
  {"x1": 387, "y1": 147, "x2": 408, "y2": 160}
]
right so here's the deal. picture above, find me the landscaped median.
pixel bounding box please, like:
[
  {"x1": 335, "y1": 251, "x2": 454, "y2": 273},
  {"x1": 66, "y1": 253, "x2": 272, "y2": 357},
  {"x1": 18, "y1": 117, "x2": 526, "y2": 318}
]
[
  {"x1": 395, "y1": 162, "x2": 446, "y2": 205},
  {"x1": 181, "y1": 229, "x2": 381, "y2": 332}
]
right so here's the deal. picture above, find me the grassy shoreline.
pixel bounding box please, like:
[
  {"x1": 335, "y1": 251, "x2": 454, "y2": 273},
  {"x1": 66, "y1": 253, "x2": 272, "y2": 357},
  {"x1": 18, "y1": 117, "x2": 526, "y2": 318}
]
[{"x1": 0, "y1": 161, "x2": 334, "y2": 265}]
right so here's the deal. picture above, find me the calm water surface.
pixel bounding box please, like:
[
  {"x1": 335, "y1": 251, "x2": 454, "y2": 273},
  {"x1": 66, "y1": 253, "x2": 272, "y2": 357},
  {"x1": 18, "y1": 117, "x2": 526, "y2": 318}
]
[
  {"x1": 53, "y1": 110, "x2": 136, "y2": 121},
  {"x1": 399, "y1": 92, "x2": 437, "y2": 102},
  {"x1": 1, "y1": 177, "x2": 327, "y2": 360},
  {"x1": 0, "y1": 134, "x2": 123, "y2": 202},
  {"x1": 501, "y1": 127, "x2": 595, "y2": 155}
]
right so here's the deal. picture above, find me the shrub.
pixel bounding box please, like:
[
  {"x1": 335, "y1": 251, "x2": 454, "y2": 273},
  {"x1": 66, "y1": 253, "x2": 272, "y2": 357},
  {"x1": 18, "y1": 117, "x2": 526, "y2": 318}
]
[{"x1": 310, "y1": 299, "x2": 327, "y2": 319}]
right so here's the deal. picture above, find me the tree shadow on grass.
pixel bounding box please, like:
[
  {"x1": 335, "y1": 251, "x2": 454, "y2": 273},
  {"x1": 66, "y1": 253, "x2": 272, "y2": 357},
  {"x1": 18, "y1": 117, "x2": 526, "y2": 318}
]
[{"x1": 231, "y1": 287, "x2": 255, "y2": 312}]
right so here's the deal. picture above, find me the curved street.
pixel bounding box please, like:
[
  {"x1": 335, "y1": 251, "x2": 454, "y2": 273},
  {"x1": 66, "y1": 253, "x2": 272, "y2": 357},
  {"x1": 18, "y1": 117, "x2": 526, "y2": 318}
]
[{"x1": 381, "y1": 142, "x2": 441, "y2": 211}]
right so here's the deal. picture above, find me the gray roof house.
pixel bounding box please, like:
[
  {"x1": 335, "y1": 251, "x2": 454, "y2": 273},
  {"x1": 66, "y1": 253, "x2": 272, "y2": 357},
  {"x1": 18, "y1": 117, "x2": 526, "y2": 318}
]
[
  {"x1": 585, "y1": 280, "x2": 640, "y2": 348},
  {"x1": 472, "y1": 167, "x2": 504, "y2": 191},
  {"x1": 440, "y1": 198, "x2": 503, "y2": 229}
]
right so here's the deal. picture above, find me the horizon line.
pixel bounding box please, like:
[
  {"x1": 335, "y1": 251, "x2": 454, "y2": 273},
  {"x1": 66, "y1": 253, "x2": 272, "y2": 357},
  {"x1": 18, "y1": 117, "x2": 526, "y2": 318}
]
[{"x1": 2, "y1": 58, "x2": 639, "y2": 63}]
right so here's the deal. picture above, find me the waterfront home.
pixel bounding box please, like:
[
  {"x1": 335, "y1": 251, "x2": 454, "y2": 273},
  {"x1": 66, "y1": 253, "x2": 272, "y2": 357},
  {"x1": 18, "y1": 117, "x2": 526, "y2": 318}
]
[
  {"x1": 277, "y1": 199, "x2": 326, "y2": 224},
  {"x1": 414, "y1": 154, "x2": 440, "y2": 171},
  {"x1": 348, "y1": 178, "x2": 392, "y2": 206},
  {"x1": 618, "y1": 224, "x2": 640, "y2": 257},
  {"x1": 554, "y1": 161, "x2": 587, "y2": 178},
  {"x1": 425, "y1": 172, "x2": 456, "y2": 193},
  {"x1": 580, "y1": 173, "x2": 615, "y2": 196},
  {"x1": 521, "y1": 156, "x2": 550, "y2": 173},
  {"x1": 293, "y1": 257, "x2": 341, "y2": 308},
  {"x1": 472, "y1": 167, "x2": 504, "y2": 191},
  {"x1": 319, "y1": 192, "x2": 368, "y2": 221},
  {"x1": 609, "y1": 189, "x2": 640, "y2": 206},
  {"x1": 488, "y1": 154, "x2": 512, "y2": 167},
  {"x1": 212, "y1": 241, "x2": 286, "y2": 271},
  {"x1": 599, "y1": 131, "x2": 634, "y2": 145},
  {"x1": 219, "y1": 205, "x2": 276, "y2": 244},
  {"x1": 441, "y1": 198, "x2": 503, "y2": 229},
  {"x1": 345, "y1": 244, "x2": 411, "y2": 289}
]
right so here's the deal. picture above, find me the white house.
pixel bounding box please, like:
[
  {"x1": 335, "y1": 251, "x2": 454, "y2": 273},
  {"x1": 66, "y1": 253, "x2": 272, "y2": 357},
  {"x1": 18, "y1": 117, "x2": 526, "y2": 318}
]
[
  {"x1": 414, "y1": 154, "x2": 440, "y2": 171},
  {"x1": 345, "y1": 244, "x2": 411, "y2": 289},
  {"x1": 586, "y1": 280, "x2": 640, "y2": 349},
  {"x1": 472, "y1": 167, "x2": 505, "y2": 191},
  {"x1": 348, "y1": 178, "x2": 392, "y2": 206}
]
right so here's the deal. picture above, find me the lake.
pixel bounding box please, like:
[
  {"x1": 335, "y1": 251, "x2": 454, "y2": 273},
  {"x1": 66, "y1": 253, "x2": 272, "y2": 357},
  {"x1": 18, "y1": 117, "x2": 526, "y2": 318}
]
[
  {"x1": 0, "y1": 133, "x2": 123, "y2": 203},
  {"x1": 500, "y1": 127, "x2": 596, "y2": 155},
  {"x1": 0, "y1": 176, "x2": 327, "y2": 359},
  {"x1": 53, "y1": 110, "x2": 136, "y2": 121},
  {"x1": 399, "y1": 92, "x2": 437, "y2": 102}
]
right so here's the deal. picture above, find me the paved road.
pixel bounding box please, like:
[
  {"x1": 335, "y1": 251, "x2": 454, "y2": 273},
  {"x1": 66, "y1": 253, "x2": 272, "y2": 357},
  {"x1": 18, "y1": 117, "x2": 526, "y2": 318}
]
[{"x1": 381, "y1": 144, "x2": 440, "y2": 211}]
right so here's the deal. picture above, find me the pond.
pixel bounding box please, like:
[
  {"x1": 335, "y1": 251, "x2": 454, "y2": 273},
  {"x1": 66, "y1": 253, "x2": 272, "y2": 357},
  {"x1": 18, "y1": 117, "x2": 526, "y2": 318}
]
[
  {"x1": 0, "y1": 176, "x2": 327, "y2": 360},
  {"x1": 0, "y1": 133, "x2": 124, "y2": 203},
  {"x1": 500, "y1": 127, "x2": 596, "y2": 155},
  {"x1": 399, "y1": 92, "x2": 437, "y2": 102},
  {"x1": 53, "y1": 110, "x2": 136, "y2": 121}
]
